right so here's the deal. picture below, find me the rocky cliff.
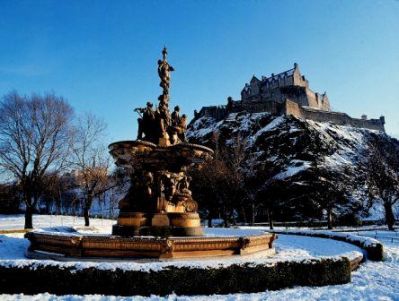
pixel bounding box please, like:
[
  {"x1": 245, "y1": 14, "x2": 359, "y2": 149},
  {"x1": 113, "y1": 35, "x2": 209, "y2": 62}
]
[{"x1": 187, "y1": 112, "x2": 399, "y2": 223}]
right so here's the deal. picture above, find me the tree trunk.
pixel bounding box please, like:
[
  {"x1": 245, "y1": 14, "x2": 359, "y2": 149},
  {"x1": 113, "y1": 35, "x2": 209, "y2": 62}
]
[
  {"x1": 223, "y1": 212, "x2": 229, "y2": 227},
  {"x1": 45, "y1": 199, "x2": 51, "y2": 214},
  {"x1": 250, "y1": 203, "x2": 255, "y2": 226},
  {"x1": 384, "y1": 202, "x2": 395, "y2": 231},
  {"x1": 84, "y1": 196, "x2": 93, "y2": 227},
  {"x1": 327, "y1": 208, "x2": 333, "y2": 230},
  {"x1": 83, "y1": 192, "x2": 96, "y2": 227},
  {"x1": 240, "y1": 206, "x2": 247, "y2": 225},
  {"x1": 221, "y1": 206, "x2": 229, "y2": 227},
  {"x1": 267, "y1": 207, "x2": 274, "y2": 230},
  {"x1": 24, "y1": 205, "x2": 34, "y2": 229},
  {"x1": 84, "y1": 205, "x2": 90, "y2": 227},
  {"x1": 207, "y1": 211, "x2": 212, "y2": 227},
  {"x1": 56, "y1": 190, "x2": 62, "y2": 215},
  {"x1": 223, "y1": 219, "x2": 228, "y2": 227}
]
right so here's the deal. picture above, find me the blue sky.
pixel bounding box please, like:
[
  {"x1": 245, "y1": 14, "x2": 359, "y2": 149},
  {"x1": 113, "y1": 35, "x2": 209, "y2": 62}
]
[{"x1": 0, "y1": 0, "x2": 398, "y2": 141}]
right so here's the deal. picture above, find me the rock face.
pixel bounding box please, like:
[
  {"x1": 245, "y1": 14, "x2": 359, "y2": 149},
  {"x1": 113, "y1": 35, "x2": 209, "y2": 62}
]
[{"x1": 187, "y1": 112, "x2": 399, "y2": 222}]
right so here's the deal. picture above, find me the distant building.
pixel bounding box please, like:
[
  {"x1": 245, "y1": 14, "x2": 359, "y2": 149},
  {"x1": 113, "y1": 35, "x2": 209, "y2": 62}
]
[
  {"x1": 241, "y1": 63, "x2": 331, "y2": 111},
  {"x1": 192, "y1": 64, "x2": 385, "y2": 131}
]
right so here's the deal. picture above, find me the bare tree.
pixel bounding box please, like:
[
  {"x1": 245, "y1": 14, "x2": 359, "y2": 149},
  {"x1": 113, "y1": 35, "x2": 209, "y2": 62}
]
[
  {"x1": 309, "y1": 171, "x2": 350, "y2": 230},
  {"x1": 0, "y1": 92, "x2": 74, "y2": 228},
  {"x1": 70, "y1": 113, "x2": 110, "y2": 226},
  {"x1": 367, "y1": 138, "x2": 399, "y2": 230},
  {"x1": 41, "y1": 171, "x2": 76, "y2": 215},
  {"x1": 190, "y1": 156, "x2": 239, "y2": 226},
  {"x1": 288, "y1": 162, "x2": 353, "y2": 230},
  {"x1": 255, "y1": 179, "x2": 288, "y2": 230},
  {"x1": 40, "y1": 172, "x2": 60, "y2": 214},
  {"x1": 190, "y1": 135, "x2": 248, "y2": 227},
  {"x1": 0, "y1": 182, "x2": 21, "y2": 214}
]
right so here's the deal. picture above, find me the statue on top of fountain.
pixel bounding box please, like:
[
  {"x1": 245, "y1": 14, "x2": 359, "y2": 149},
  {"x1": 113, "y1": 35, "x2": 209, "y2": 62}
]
[
  {"x1": 158, "y1": 47, "x2": 174, "y2": 96},
  {"x1": 135, "y1": 47, "x2": 186, "y2": 146}
]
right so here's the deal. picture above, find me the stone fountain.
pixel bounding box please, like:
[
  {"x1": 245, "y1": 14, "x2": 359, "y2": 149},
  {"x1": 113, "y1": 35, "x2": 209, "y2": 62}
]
[
  {"x1": 110, "y1": 47, "x2": 212, "y2": 237},
  {"x1": 25, "y1": 48, "x2": 276, "y2": 259}
]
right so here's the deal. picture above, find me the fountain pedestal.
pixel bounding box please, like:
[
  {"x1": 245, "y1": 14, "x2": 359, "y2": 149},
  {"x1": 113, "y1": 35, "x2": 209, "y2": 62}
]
[{"x1": 112, "y1": 212, "x2": 202, "y2": 236}]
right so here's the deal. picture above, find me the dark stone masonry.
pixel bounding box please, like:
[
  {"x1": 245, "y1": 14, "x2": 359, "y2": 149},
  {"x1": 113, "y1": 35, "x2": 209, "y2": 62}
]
[{"x1": 192, "y1": 64, "x2": 385, "y2": 132}]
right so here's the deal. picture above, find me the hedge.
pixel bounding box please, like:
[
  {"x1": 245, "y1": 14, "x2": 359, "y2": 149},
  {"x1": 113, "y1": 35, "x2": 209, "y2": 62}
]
[{"x1": 0, "y1": 257, "x2": 351, "y2": 296}]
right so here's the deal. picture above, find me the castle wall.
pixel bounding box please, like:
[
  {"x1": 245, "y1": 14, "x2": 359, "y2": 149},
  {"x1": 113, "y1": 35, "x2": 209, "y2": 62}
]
[
  {"x1": 260, "y1": 88, "x2": 288, "y2": 104},
  {"x1": 293, "y1": 68, "x2": 308, "y2": 87},
  {"x1": 320, "y1": 95, "x2": 330, "y2": 111},
  {"x1": 194, "y1": 100, "x2": 284, "y2": 122},
  {"x1": 193, "y1": 100, "x2": 385, "y2": 132},
  {"x1": 198, "y1": 106, "x2": 228, "y2": 120},
  {"x1": 277, "y1": 86, "x2": 310, "y2": 108},
  {"x1": 306, "y1": 90, "x2": 318, "y2": 109},
  {"x1": 293, "y1": 88, "x2": 310, "y2": 108},
  {"x1": 284, "y1": 99, "x2": 303, "y2": 118},
  {"x1": 232, "y1": 100, "x2": 283, "y2": 115},
  {"x1": 284, "y1": 100, "x2": 385, "y2": 131}
]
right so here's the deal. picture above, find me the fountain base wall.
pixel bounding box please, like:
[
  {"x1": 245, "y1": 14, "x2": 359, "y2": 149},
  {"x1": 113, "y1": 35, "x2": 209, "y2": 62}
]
[{"x1": 25, "y1": 230, "x2": 276, "y2": 259}]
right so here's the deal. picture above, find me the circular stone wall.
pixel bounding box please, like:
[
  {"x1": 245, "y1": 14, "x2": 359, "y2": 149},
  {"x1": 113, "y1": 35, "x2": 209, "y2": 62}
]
[{"x1": 25, "y1": 227, "x2": 276, "y2": 260}]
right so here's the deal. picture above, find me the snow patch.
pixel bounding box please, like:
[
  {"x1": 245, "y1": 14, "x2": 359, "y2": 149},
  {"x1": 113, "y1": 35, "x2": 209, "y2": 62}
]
[{"x1": 274, "y1": 161, "x2": 312, "y2": 180}]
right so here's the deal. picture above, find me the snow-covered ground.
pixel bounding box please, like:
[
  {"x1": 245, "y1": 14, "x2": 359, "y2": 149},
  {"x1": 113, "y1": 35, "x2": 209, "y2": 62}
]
[
  {"x1": 1, "y1": 215, "x2": 398, "y2": 300},
  {"x1": 0, "y1": 214, "x2": 116, "y2": 231}
]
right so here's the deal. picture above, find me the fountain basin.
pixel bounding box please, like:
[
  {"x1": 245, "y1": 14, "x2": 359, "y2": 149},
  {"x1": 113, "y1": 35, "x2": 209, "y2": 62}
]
[
  {"x1": 108, "y1": 140, "x2": 214, "y2": 171},
  {"x1": 25, "y1": 228, "x2": 276, "y2": 260}
]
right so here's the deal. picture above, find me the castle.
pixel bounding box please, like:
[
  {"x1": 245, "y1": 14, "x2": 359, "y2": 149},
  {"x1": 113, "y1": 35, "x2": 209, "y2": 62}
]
[{"x1": 192, "y1": 63, "x2": 385, "y2": 131}]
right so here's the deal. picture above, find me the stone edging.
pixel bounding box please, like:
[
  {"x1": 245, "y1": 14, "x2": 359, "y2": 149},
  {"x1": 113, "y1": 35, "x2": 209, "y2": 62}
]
[{"x1": 272, "y1": 230, "x2": 384, "y2": 261}]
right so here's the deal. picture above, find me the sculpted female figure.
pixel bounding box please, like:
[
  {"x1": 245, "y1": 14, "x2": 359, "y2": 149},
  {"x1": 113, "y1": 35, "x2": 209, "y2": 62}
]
[{"x1": 157, "y1": 47, "x2": 175, "y2": 96}]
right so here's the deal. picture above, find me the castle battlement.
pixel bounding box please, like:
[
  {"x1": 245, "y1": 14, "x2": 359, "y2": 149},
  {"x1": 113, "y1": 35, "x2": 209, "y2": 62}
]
[{"x1": 191, "y1": 64, "x2": 385, "y2": 132}]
